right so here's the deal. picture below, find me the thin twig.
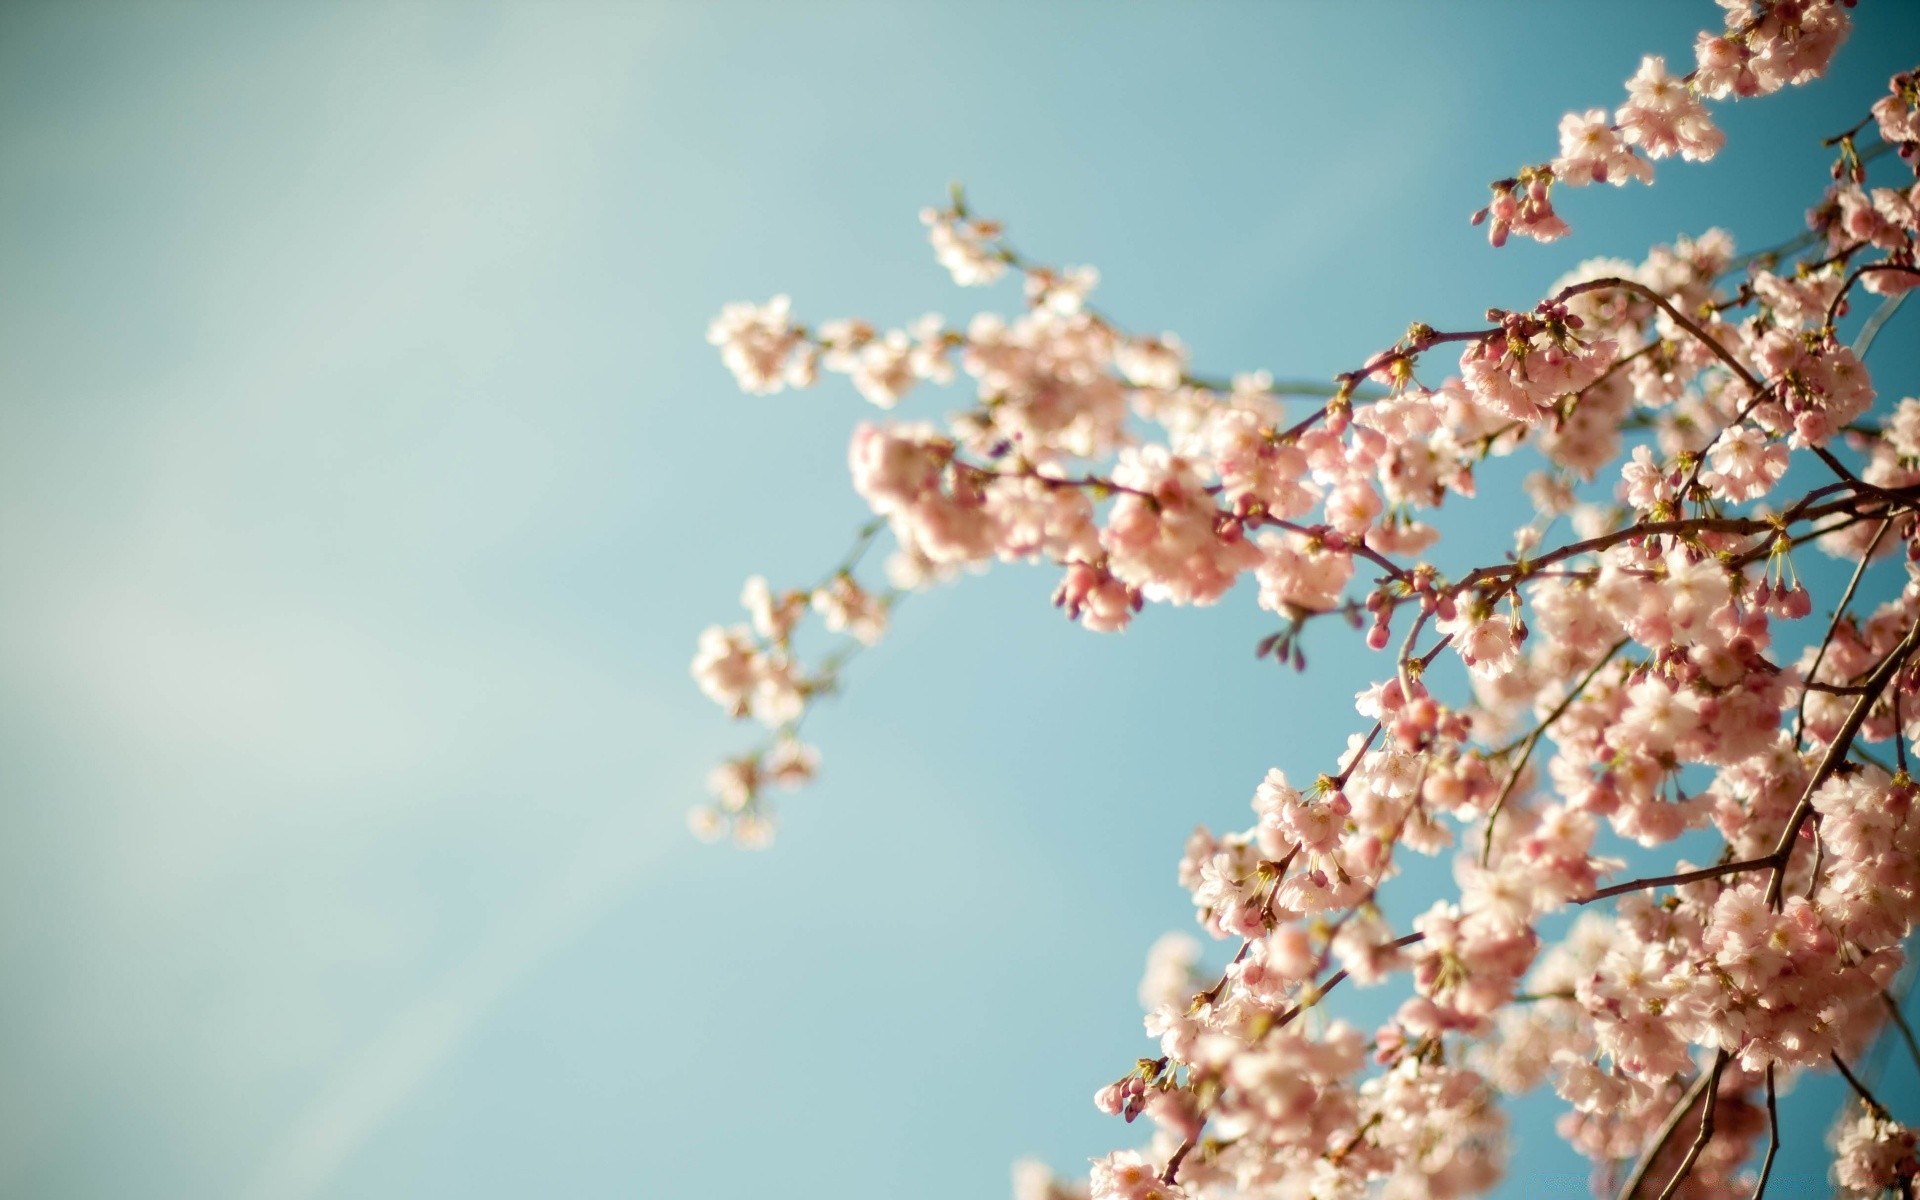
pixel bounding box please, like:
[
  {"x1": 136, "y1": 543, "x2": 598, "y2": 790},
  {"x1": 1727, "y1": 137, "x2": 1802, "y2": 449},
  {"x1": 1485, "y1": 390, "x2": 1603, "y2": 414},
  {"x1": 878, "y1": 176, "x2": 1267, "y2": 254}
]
[
  {"x1": 1882, "y1": 992, "x2": 1920, "y2": 1080},
  {"x1": 1749, "y1": 1064, "x2": 1778, "y2": 1200},
  {"x1": 1578, "y1": 855, "x2": 1775, "y2": 905},
  {"x1": 1767, "y1": 616, "x2": 1920, "y2": 908},
  {"x1": 1853, "y1": 292, "x2": 1909, "y2": 360},
  {"x1": 1654, "y1": 1050, "x2": 1727, "y2": 1200},
  {"x1": 1616, "y1": 1063, "x2": 1718, "y2": 1200},
  {"x1": 1899, "y1": 688, "x2": 1910, "y2": 775},
  {"x1": 1161, "y1": 1137, "x2": 1196, "y2": 1185},
  {"x1": 1824, "y1": 263, "x2": 1920, "y2": 332},
  {"x1": 1832, "y1": 1050, "x2": 1892, "y2": 1120},
  {"x1": 1262, "y1": 931, "x2": 1427, "y2": 1040}
]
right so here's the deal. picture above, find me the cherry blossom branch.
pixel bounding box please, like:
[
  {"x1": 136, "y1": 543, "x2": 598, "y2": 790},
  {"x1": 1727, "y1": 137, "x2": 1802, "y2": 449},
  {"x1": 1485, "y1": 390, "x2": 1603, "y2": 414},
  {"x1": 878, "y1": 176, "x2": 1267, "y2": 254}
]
[
  {"x1": 1899, "y1": 691, "x2": 1911, "y2": 776},
  {"x1": 696, "y1": 47, "x2": 1920, "y2": 1191},
  {"x1": 1584, "y1": 616, "x2": 1920, "y2": 908},
  {"x1": 1260, "y1": 517, "x2": 1412, "y2": 583},
  {"x1": 1831, "y1": 1049, "x2": 1894, "y2": 1122},
  {"x1": 1807, "y1": 445, "x2": 1913, "y2": 507},
  {"x1": 1824, "y1": 263, "x2": 1920, "y2": 332},
  {"x1": 1160, "y1": 926, "x2": 1428, "y2": 1187},
  {"x1": 1160, "y1": 1138, "x2": 1196, "y2": 1185},
  {"x1": 1882, "y1": 992, "x2": 1920, "y2": 1080},
  {"x1": 1266, "y1": 930, "x2": 1429, "y2": 1039},
  {"x1": 1749, "y1": 1064, "x2": 1779, "y2": 1200},
  {"x1": 1766, "y1": 614, "x2": 1920, "y2": 907},
  {"x1": 1616, "y1": 1059, "x2": 1723, "y2": 1200},
  {"x1": 1652, "y1": 1049, "x2": 1728, "y2": 1200},
  {"x1": 1556, "y1": 277, "x2": 1766, "y2": 397},
  {"x1": 1553, "y1": 275, "x2": 1787, "y2": 509},
  {"x1": 1471, "y1": 341, "x2": 1668, "y2": 457},
  {"x1": 1271, "y1": 324, "x2": 1501, "y2": 444}
]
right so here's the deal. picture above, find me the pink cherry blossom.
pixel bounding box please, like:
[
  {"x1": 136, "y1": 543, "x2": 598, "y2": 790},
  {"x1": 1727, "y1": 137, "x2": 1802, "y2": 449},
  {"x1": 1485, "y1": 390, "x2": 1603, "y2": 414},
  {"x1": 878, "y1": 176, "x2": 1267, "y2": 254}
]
[{"x1": 692, "y1": 18, "x2": 1920, "y2": 1195}]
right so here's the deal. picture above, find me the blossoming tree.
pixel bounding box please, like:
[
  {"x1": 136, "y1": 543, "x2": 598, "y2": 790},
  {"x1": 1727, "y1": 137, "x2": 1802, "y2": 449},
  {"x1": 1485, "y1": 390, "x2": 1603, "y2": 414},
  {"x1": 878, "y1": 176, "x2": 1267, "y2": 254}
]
[{"x1": 694, "y1": 3, "x2": 1920, "y2": 1196}]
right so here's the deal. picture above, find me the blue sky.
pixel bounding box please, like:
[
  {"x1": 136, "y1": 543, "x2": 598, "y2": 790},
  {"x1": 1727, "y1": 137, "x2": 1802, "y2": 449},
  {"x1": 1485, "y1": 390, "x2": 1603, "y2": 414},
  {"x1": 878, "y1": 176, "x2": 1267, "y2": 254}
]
[{"x1": 2, "y1": 3, "x2": 1917, "y2": 1198}]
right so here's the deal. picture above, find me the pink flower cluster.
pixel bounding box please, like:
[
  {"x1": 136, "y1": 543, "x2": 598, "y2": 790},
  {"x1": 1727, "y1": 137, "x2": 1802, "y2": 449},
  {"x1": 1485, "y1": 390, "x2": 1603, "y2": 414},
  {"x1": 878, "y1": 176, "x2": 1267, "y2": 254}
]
[
  {"x1": 1483, "y1": 1, "x2": 1852, "y2": 247},
  {"x1": 695, "y1": 33, "x2": 1920, "y2": 1200},
  {"x1": 688, "y1": 570, "x2": 885, "y2": 844}
]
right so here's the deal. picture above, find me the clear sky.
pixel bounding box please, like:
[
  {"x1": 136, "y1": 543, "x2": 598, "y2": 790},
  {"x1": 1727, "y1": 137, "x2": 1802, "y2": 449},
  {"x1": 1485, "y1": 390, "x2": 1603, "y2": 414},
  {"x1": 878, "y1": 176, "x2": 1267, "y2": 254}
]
[{"x1": 2, "y1": 3, "x2": 1918, "y2": 1198}]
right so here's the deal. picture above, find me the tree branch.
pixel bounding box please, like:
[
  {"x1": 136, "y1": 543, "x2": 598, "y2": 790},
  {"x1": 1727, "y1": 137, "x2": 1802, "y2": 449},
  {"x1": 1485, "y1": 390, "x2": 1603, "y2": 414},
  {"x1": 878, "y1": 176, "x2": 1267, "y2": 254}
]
[
  {"x1": 1654, "y1": 1050, "x2": 1728, "y2": 1200},
  {"x1": 1767, "y1": 615, "x2": 1920, "y2": 908},
  {"x1": 1749, "y1": 1064, "x2": 1778, "y2": 1200},
  {"x1": 1617, "y1": 1060, "x2": 1721, "y2": 1200}
]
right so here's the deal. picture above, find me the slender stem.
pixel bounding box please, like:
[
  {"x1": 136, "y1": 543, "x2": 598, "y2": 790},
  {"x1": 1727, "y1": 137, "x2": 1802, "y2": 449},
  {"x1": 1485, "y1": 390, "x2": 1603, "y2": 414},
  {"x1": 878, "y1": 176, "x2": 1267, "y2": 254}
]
[
  {"x1": 1881, "y1": 992, "x2": 1920, "y2": 1080},
  {"x1": 1329, "y1": 1112, "x2": 1384, "y2": 1164},
  {"x1": 1654, "y1": 1050, "x2": 1727, "y2": 1200},
  {"x1": 1578, "y1": 855, "x2": 1775, "y2": 905},
  {"x1": 1264, "y1": 931, "x2": 1426, "y2": 1039},
  {"x1": 1831, "y1": 1050, "x2": 1892, "y2": 1121},
  {"x1": 1853, "y1": 292, "x2": 1909, "y2": 360},
  {"x1": 1802, "y1": 679, "x2": 1873, "y2": 696},
  {"x1": 1555, "y1": 277, "x2": 1766, "y2": 398},
  {"x1": 1823, "y1": 113, "x2": 1876, "y2": 146},
  {"x1": 1261, "y1": 516, "x2": 1410, "y2": 583},
  {"x1": 1161, "y1": 1137, "x2": 1196, "y2": 1185},
  {"x1": 1852, "y1": 743, "x2": 1899, "y2": 775},
  {"x1": 1749, "y1": 1065, "x2": 1778, "y2": 1200},
  {"x1": 1617, "y1": 1063, "x2": 1718, "y2": 1200},
  {"x1": 1899, "y1": 689, "x2": 1910, "y2": 775},
  {"x1": 1805, "y1": 818, "x2": 1827, "y2": 901},
  {"x1": 1767, "y1": 616, "x2": 1920, "y2": 908},
  {"x1": 1331, "y1": 722, "x2": 1384, "y2": 789}
]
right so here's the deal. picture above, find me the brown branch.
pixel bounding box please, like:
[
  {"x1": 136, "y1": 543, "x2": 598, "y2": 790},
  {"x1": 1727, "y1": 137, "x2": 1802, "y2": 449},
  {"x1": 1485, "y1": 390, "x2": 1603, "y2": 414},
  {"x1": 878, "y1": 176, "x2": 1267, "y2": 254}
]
[
  {"x1": 1767, "y1": 615, "x2": 1920, "y2": 908},
  {"x1": 1585, "y1": 617, "x2": 1920, "y2": 909},
  {"x1": 1824, "y1": 263, "x2": 1920, "y2": 333},
  {"x1": 1882, "y1": 992, "x2": 1920, "y2": 1080},
  {"x1": 1810, "y1": 446, "x2": 1914, "y2": 508},
  {"x1": 1801, "y1": 679, "x2": 1873, "y2": 696},
  {"x1": 1617, "y1": 1061, "x2": 1720, "y2": 1200},
  {"x1": 1654, "y1": 1050, "x2": 1728, "y2": 1200},
  {"x1": 1831, "y1": 1050, "x2": 1893, "y2": 1121},
  {"x1": 1578, "y1": 855, "x2": 1775, "y2": 905},
  {"x1": 1328, "y1": 1111, "x2": 1385, "y2": 1165},
  {"x1": 1261, "y1": 517, "x2": 1411, "y2": 583},
  {"x1": 1900, "y1": 690, "x2": 1911, "y2": 776},
  {"x1": 1277, "y1": 325, "x2": 1501, "y2": 443},
  {"x1": 1264, "y1": 931, "x2": 1427, "y2": 1040},
  {"x1": 1749, "y1": 1064, "x2": 1778, "y2": 1200},
  {"x1": 1554, "y1": 277, "x2": 1766, "y2": 398},
  {"x1": 1450, "y1": 488, "x2": 1908, "y2": 614},
  {"x1": 1161, "y1": 1137, "x2": 1196, "y2": 1185}
]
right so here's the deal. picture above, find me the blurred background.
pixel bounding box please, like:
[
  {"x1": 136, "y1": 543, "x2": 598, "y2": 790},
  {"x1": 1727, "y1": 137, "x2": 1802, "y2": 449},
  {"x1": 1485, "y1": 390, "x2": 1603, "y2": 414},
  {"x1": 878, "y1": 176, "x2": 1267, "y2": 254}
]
[{"x1": 3, "y1": 3, "x2": 1918, "y2": 1197}]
